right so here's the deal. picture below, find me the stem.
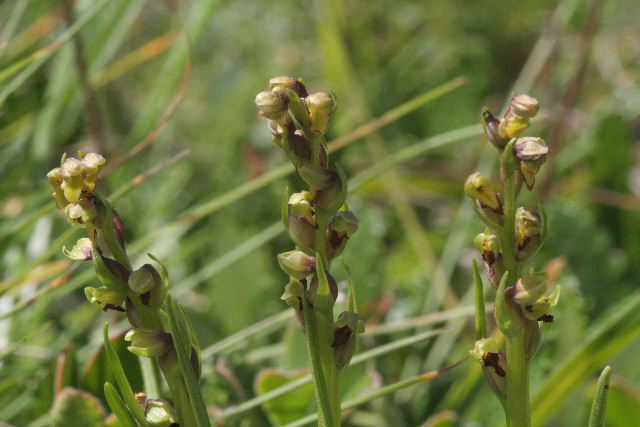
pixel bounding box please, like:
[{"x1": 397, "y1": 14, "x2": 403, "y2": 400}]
[
  {"x1": 505, "y1": 331, "x2": 530, "y2": 427},
  {"x1": 499, "y1": 141, "x2": 531, "y2": 427},
  {"x1": 301, "y1": 294, "x2": 335, "y2": 427}
]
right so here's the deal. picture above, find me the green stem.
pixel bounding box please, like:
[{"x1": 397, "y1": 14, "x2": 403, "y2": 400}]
[
  {"x1": 301, "y1": 294, "x2": 335, "y2": 427},
  {"x1": 505, "y1": 331, "x2": 530, "y2": 427},
  {"x1": 499, "y1": 141, "x2": 531, "y2": 427}
]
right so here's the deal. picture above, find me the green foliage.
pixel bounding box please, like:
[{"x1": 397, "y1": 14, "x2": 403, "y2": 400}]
[
  {"x1": 50, "y1": 387, "x2": 106, "y2": 427},
  {"x1": 1, "y1": 0, "x2": 639, "y2": 426}
]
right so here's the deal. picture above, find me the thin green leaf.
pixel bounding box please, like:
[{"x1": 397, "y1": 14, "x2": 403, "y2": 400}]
[
  {"x1": 588, "y1": 365, "x2": 612, "y2": 427},
  {"x1": 281, "y1": 359, "x2": 467, "y2": 427},
  {"x1": 102, "y1": 323, "x2": 148, "y2": 427},
  {"x1": 166, "y1": 296, "x2": 211, "y2": 427},
  {"x1": 472, "y1": 259, "x2": 487, "y2": 339},
  {"x1": 104, "y1": 382, "x2": 139, "y2": 427},
  {"x1": 212, "y1": 328, "x2": 448, "y2": 422}
]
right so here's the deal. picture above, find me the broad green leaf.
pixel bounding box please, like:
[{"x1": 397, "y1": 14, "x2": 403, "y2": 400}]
[
  {"x1": 50, "y1": 387, "x2": 105, "y2": 427},
  {"x1": 604, "y1": 378, "x2": 640, "y2": 427},
  {"x1": 255, "y1": 368, "x2": 315, "y2": 426}
]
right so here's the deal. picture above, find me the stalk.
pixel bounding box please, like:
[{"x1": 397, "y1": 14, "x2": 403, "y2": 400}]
[
  {"x1": 468, "y1": 95, "x2": 551, "y2": 427},
  {"x1": 257, "y1": 77, "x2": 362, "y2": 427},
  {"x1": 47, "y1": 153, "x2": 210, "y2": 426}
]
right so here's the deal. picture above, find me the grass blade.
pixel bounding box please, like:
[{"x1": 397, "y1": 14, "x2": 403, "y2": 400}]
[{"x1": 588, "y1": 365, "x2": 612, "y2": 427}]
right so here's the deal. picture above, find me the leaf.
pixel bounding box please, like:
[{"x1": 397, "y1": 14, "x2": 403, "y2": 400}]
[
  {"x1": 102, "y1": 324, "x2": 148, "y2": 427},
  {"x1": 50, "y1": 387, "x2": 106, "y2": 427},
  {"x1": 255, "y1": 369, "x2": 315, "y2": 425},
  {"x1": 81, "y1": 331, "x2": 143, "y2": 403},
  {"x1": 604, "y1": 377, "x2": 640, "y2": 427},
  {"x1": 104, "y1": 382, "x2": 139, "y2": 427}
]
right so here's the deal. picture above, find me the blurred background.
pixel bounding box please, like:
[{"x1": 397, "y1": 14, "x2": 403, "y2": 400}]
[{"x1": 1, "y1": 0, "x2": 639, "y2": 425}]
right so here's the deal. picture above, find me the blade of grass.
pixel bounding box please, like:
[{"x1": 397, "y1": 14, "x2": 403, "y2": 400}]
[
  {"x1": 588, "y1": 365, "x2": 612, "y2": 427},
  {"x1": 0, "y1": 0, "x2": 30, "y2": 62},
  {"x1": 0, "y1": 0, "x2": 111, "y2": 106},
  {"x1": 211, "y1": 328, "x2": 447, "y2": 423},
  {"x1": 532, "y1": 292, "x2": 640, "y2": 425},
  {"x1": 0, "y1": 321, "x2": 52, "y2": 362},
  {"x1": 201, "y1": 310, "x2": 294, "y2": 359},
  {"x1": 281, "y1": 359, "x2": 468, "y2": 427}
]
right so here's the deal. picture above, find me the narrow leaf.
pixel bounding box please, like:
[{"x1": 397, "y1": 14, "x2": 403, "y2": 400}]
[
  {"x1": 104, "y1": 382, "x2": 139, "y2": 427},
  {"x1": 588, "y1": 365, "x2": 612, "y2": 427}
]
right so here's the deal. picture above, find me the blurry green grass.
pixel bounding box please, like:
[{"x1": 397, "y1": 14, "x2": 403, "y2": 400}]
[{"x1": 1, "y1": 0, "x2": 640, "y2": 426}]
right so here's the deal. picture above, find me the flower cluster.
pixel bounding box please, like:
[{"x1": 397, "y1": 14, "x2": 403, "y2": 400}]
[
  {"x1": 47, "y1": 153, "x2": 106, "y2": 227},
  {"x1": 256, "y1": 77, "x2": 363, "y2": 426},
  {"x1": 47, "y1": 153, "x2": 205, "y2": 426},
  {"x1": 467, "y1": 95, "x2": 559, "y2": 411}
]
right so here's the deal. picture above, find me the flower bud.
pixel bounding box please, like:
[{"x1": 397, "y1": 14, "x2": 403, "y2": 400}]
[
  {"x1": 63, "y1": 237, "x2": 93, "y2": 261},
  {"x1": 84, "y1": 286, "x2": 124, "y2": 308},
  {"x1": 81, "y1": 153, "x2": 105, "y2": 192},
  {"x1": 145, "y1": 399, "x2": 176, "y2": 427},
  {"x1": 509, "y1": 94, "x2": 539, "y2": 118},
  {"x1": 288, "y1": 191, "x2": 313, "y2": 219},
  {"x1": 464, "y1": 172, "x2": 501, "y2": 211},
  {"x1": 514, "y1": 137, "x2": 548, "y2": 190},
  {"x1": 306, "y1": 270, "x2": 339, "y2": 304},
  {"x1": 498, "y1": 94, "x2": 539, "y2": 140},
  {"x1": 332, "y1": 311, "x2": 364, "y2": 368},
  {"x1": 81, "y1": 152, "x2": 106, "y2": 176},
  {"x1": 481, "y1": 108, "x2": 508, "y2": 149},
  {"x1": 524, "y1": 318, "x2": 541, "y2": 361},
  {"x1": 280, "y1": 280, "x2": 306, "y2": 311},
  {"x1": 288, "y1": 216, "x2": 316, "y2": 255},
  {"x1": 306, "y1": 91, "x2": 337, "y2": 135},
  {"x1": 255, "y1": 91, "x2": 288, "y2": 121},
  {"x1": 523, "y1": 286, "x2": 560, "y2": 321},
  {"x1": 93, "y1": 250, "x2": 129, "y2": 293},
  {"x1": 285, "y1": 130, "x2": 312, "y2": 164},
  {"x1": 47, "y1": 167, "x2": 63, "y2": 188},
  {"x1": 326, "y1": 211, "x2": 358, "y2": 260},
  {"x1": 277, "y1": 250, "x2": 316, "y2": 280},
  {"x1": 515, "y1": 207, "x2": 541, "y2": 258},
  {"x1": 470, "y1": 337, "x2": 499, "y2": 361},
  {"x1": 312, "y1": 165, "x2": 347, "y2": 218},
  {"x1": 64, "y1": 199, "x2": 96, "y2": 227},
  {"x1": 297, "y1": 163, "x2": 335, "y2": 189},
  {"x1": 331, "y1": 210, "x2": 359, "y2": 236},
  {"x1": 128, "y1": 264, "x2": 161, "y2": 295},
  {"x1": 269, "y1": 76, "x2": 308, "y2": 97},
  {"x1": 60, "y1": 157, "x2": 85, "y2": 203},
  {"x1": 124, "y1": 329, "x2": 173, "y2": 357},
  {"x1": 470, "y1": 338, "x2": 506, "y2": 400},
  {"x1": 508, "y1": 271, "x2": 550, "y2": 305},
  {"x1": 485, "y1": 254, "x2": 504, "y2": 288},
  {"x1": 473, "y1": 231, "x2": 500, "y2": 264}
]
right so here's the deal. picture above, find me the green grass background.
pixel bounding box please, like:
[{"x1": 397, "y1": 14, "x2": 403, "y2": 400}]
[{"x1": 1, "y1": 0, "x2": 640, "y2": 425}]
